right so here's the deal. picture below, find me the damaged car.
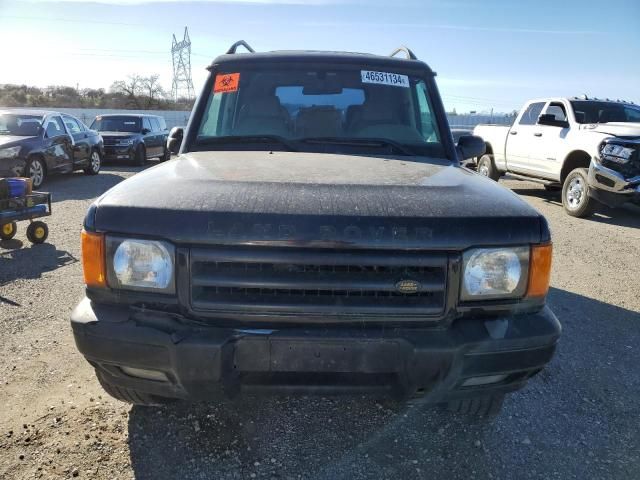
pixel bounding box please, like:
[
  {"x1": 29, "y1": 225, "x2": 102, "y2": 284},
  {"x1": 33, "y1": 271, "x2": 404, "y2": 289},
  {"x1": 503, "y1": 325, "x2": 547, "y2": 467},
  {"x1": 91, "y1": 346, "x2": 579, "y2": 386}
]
[
  {"x1": 71, "y1": 42, "x2": 561, "y2": 419},
  {"x1": 0, "y1": 110, "x2": 103, "y2": 188}
]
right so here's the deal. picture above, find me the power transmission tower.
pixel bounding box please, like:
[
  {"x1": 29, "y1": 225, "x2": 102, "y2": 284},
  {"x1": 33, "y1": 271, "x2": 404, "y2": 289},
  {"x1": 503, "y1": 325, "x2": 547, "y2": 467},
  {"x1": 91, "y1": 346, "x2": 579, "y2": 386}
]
[{"x1": 171, "y1": 27, "x2": 195, "y2": 101}]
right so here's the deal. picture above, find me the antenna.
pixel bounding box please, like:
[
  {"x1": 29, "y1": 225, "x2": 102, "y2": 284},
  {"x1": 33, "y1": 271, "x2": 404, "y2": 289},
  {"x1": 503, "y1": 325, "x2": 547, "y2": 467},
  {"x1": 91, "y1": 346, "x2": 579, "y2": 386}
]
[{"x1": 171, "y1": 27, "x2": 195, "y2": 102}]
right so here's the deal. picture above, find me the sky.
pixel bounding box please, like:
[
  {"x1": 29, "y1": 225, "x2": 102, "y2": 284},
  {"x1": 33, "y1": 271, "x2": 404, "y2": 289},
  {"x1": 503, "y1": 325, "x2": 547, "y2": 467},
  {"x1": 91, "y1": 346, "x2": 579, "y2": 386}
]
[{"x1": 0, "y1": 0, "x2": 638, "y2": 113}]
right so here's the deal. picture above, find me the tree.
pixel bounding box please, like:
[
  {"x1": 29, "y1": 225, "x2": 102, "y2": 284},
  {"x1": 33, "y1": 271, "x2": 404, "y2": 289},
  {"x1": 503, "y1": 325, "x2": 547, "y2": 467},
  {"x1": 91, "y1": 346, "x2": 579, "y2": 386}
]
[
  {"x1": 0, "y1": 76, "x2": 193, "y2": 111},
  {"x1": 140, "y1": 75, "x2": 165, "y2": 109},
  {"x1": 110, "y1": 75, "x2": 143, "y2": 108}
]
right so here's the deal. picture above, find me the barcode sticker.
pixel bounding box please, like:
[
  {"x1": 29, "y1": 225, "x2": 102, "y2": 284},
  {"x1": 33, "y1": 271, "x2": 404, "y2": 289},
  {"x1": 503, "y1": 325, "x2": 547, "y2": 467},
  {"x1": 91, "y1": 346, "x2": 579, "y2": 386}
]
[{"x1": 361, "y1": 70, "x2": 409, "y2": 88}]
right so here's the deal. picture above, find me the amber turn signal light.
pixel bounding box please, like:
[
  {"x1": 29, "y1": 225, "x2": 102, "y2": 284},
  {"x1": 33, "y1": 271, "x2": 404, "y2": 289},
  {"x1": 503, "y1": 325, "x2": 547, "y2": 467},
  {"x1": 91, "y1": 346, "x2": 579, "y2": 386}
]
[
  {"x1": 81, "y1": 230, "x2": 106, "y2": 288},
  {"x1": 526, "y1": 244, "x2": 552, "y2": 298}
]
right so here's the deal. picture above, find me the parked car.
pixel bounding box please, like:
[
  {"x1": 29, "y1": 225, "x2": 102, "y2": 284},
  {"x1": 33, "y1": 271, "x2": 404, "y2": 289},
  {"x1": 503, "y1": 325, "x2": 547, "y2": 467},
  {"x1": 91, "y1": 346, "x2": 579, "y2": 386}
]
[
  {"x1": 473, "y1": 97, "x2": 640, "y2": 217},
  {"x1": 90, "y1": 114, "x2": 170, "y2": 165},
  {"x1": 71, "y1": 42, "x2": 560, "y2": 419},
  {"x1": 0, "y1": 110, "x2": 103, "y2": 188}
]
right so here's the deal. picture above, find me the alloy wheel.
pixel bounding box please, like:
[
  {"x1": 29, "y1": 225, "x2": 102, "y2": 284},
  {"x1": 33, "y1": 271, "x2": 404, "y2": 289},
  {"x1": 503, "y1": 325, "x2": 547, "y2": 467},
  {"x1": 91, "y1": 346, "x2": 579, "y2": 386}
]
[
  {"x1": 91, "y1": 151, "x2": 101, "y2": 172},
  {"x1": 30, "y1": 160, "x2": 44, "y2": 188}
]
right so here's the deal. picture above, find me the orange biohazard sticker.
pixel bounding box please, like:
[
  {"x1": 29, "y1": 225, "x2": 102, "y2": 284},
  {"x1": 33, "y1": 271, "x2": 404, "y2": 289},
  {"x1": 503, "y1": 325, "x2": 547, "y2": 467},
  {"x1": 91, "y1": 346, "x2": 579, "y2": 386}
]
[{"x1": 214, "y1": 73, "x2": 240, "y2": 93}]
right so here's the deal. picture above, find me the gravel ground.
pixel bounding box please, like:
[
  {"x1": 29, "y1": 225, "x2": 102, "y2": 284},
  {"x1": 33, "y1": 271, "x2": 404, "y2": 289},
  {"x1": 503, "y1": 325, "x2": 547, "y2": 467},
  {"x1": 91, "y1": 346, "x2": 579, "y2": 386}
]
[{"x1": 1, "y1": 165, "x2": 639, "y2": 480}]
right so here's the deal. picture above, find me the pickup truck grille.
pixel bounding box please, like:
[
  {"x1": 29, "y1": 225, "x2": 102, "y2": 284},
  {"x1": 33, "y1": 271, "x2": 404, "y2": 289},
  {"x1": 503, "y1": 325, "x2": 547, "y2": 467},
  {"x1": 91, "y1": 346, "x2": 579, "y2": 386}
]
[{"x1": 188, "y1": 247, "x2": 448, "y2": 319}]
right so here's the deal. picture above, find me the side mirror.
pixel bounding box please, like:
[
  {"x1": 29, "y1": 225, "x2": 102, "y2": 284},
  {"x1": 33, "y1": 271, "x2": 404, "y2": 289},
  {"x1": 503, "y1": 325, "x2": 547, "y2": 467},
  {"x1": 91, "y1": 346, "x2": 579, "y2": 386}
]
[
  {"x1": 167, "y1": 126, "x2": 184, "y2": 154},
  {"x1": 141, "y1": 128, "x2": 151, "y2": 135},
  {"x1": 537, "y1": 114, "x2": 569, "y2": 128},
  {"x1": 456, "y1": 134, "x2": 486, "y2": 160}
]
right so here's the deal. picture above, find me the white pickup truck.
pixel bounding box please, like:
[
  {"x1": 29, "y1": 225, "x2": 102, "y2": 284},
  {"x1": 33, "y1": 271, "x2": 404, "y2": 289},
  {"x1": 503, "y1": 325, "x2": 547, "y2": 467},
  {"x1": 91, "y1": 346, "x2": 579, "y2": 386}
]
[{"x1": 473, "y1": 97, "x2": 640, "y2": 217}]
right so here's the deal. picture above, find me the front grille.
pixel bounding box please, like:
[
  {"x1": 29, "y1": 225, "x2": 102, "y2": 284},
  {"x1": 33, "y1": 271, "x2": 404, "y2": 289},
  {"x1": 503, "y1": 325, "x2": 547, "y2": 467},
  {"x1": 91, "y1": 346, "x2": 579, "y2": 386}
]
[{"x1": 189, "y1": 247, "x2": 448, "y2": 319}]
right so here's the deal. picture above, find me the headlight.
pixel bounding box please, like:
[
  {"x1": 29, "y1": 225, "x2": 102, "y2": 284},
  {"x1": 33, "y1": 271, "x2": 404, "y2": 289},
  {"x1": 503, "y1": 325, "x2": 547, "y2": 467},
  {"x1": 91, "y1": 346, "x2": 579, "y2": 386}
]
[
  {"x1": 0, "y1": 146, "x2": 21, "y2": 159},
  {"x1": 461, "y1": 247, "x2": 529, "y2": 301},
  {"x1": 106, "y1": 237, "x2": 174, "y2": 292},
  {"x1": 600, "y1": 143, "x2": 635, "y2": 164}
]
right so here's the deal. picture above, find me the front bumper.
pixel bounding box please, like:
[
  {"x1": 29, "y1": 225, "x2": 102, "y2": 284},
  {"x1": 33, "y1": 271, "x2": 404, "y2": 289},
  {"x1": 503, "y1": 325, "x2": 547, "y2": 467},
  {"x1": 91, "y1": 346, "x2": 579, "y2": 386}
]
[
  {"x1": 588, "y1": 158, "x2": 640, "y2": 207},
  {"x1": 71, "y1": 298, "x2": 561, "y2": 402},
  {"x1": 103, "y1": 145, "x2": 134, "y2": 161}
]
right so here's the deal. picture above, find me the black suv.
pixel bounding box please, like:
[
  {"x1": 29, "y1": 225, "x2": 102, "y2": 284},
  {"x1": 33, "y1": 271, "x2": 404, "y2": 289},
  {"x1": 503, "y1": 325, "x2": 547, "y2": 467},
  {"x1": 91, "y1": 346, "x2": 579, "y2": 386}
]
[
  {"x1": 72, "y1": 42, "x2": 560, "y2": 418},
  {"x1": 0, "y1": 110, "x2": 103, "y2": 188},
  {"x1": 91, "y1": 114, "x2": 169, "y2": 165}
]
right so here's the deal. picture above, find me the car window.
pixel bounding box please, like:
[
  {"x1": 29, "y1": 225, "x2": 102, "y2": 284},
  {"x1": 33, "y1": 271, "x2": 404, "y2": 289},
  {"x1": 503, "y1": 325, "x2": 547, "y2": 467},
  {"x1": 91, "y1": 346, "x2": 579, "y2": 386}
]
[
  {"x1": 91, "y1": 116, "x2": 141, "y2": 132},
  {"x1": 546, "y1": 103, "x2": 567, "y2": 122},
  {"x1": 45, "y1": 116, "x2": 67, "y2": 138},
  {"x1": 63, "y1": 116, "x2": 82, "y2": 134},
  {"x1": 142, "y1": 117, "x2": 152, "y2": 132},
  {"x1": 157, "y1": 117, "x2": 167, "y2": 131},
  {"x1": 623, "y1": 106, "x2": 640, "y2": 122},
  {"x1": 196, "y1": 66, "x2": 445, "y2": 158},
  {"x1": 570, "y1": 101, "x2": 640, "y2": 123},
  {"x1": 415, "y1": 82, "x2": 438, "y2": 142},
  {"x1": 149, "y1": 117, "x2": 161, "y2": 132},
  {"x1": 518, "y1": 102, "x2": 545, "y2": 125},
  {"x1": 0, "y1": 113, "x2": 43, "y2": 136}
]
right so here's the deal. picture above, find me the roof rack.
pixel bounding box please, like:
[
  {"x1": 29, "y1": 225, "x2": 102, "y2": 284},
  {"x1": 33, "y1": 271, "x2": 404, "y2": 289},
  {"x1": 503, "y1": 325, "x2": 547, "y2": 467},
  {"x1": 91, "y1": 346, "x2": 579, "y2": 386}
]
[
  {"x1": 389, "y1": 46, "x2": 417, "y2": 60},
  {"x1": 226, "y1": 40, "x2": 255, "y2": 55}
]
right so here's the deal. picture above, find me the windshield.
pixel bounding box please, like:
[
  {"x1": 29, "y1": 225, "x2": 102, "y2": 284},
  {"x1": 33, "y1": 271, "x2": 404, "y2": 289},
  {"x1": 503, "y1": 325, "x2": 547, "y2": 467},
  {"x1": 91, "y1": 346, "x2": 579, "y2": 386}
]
[
  {"x1": 91, "y1": 116, "x2": 141, "y2": 133},
  {"x1": 195, "y1": 67, "x2": 444, "y2": 157},
  {"x1": 0, "y1": 113, "x2": 43, "y2": 136},
  {"x1": 570, "y1": 101, "x2": 640, "y2": 124}
]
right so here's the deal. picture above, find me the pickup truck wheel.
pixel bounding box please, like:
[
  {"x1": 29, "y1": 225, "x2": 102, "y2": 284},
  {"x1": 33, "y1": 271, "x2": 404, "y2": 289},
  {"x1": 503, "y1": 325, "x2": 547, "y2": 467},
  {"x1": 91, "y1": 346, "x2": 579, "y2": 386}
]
[
  {"x1": 477, "y1": 155, "x2": 501, "y2": 181},
  {"x1": 96, "y1": 371, "x2": 174, "y2": 407},
  {"x1": 446, "y1": 394, "x2": 505, "y2": 417},
  {"x1": 562, "y1": 168, "x2": 597, "y2": 217}
]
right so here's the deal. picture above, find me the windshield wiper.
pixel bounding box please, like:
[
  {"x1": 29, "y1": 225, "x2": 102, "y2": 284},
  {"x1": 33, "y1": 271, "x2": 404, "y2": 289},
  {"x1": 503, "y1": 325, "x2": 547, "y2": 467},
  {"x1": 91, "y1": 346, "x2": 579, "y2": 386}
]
[
  {"x1": 298, "y1": 137, "x2": 416, "y2": 156},
  {"x1": 197, "y1": 135, "x2": 298, "y2": 152}
]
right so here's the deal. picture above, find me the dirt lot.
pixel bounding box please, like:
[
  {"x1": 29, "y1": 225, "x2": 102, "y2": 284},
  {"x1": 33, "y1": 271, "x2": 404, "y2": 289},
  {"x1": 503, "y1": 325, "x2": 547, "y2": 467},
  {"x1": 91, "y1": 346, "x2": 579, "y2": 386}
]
[{"x1": 1, "y1": 166, "x2": 639, "y2": 480}]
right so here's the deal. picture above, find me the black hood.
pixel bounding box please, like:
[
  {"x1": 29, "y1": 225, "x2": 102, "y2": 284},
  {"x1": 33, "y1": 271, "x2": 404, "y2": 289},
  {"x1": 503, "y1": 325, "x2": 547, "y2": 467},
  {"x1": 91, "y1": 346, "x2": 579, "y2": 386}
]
[
  {"x1": 94, "y1": 151, "x2": 547, "y2": 250},
  {"x1": 0, "y1": 135, "x2": 36, "y2": 147}
]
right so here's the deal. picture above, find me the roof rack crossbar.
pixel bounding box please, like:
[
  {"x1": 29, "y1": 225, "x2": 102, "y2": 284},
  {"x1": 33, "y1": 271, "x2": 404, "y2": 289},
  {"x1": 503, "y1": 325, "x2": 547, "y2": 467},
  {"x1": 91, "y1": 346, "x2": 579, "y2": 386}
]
[
  {"x1": 389, "y1": 46, "x2": 417, "y2": 60},
  {"x1": 226, "y1": 40, "x2": 255, "y2": 55}
]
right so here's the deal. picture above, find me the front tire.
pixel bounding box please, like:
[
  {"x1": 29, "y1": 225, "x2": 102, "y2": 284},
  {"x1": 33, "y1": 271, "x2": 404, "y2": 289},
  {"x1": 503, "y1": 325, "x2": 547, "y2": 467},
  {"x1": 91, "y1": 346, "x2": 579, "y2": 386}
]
[
  {"x1": 134, "y1": 145, "x2": 146, "y2": 166},
  {"x1": 27, "y1": 157, "x2": 47, "y2": 189},
  {"x1": 477, "y1": 154, "x2": 501, "y2": 181},
  {"x1": 160, "y1": 146, "x2": 170, "y2": 162},
  {"x1": 84, "y1": 150, "x2": 101, "y2": 175},
  {"x1": 562, "y1": 168, "x2": 597, "y2": 217},
  {"x1": 96, "y1": 370, "x2": 173, "y2": 407}
]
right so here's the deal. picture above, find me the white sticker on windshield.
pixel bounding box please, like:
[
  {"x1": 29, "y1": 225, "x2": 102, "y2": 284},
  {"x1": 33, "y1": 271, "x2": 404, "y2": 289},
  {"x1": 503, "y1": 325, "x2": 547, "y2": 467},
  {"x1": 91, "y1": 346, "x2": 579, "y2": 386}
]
[{"x1": 361, "y1": 70, "x2": 409, "y2": 88}]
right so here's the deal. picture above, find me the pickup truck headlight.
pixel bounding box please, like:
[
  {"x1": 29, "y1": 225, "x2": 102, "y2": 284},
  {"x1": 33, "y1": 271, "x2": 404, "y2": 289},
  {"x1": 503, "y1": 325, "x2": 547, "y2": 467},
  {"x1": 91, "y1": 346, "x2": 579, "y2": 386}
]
[
  {"x1": 106, "y1": 237, "x2": 174, "y2": 293},
  {"x1": 461, "y1": 247, "x2": 529, "y2": 300},
  {"x1": 600, "y1": 143, "x2": 635, "y2": 164},
  {"x1": 0, "y1": 146, "x2": 21, "y2": 159}
]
